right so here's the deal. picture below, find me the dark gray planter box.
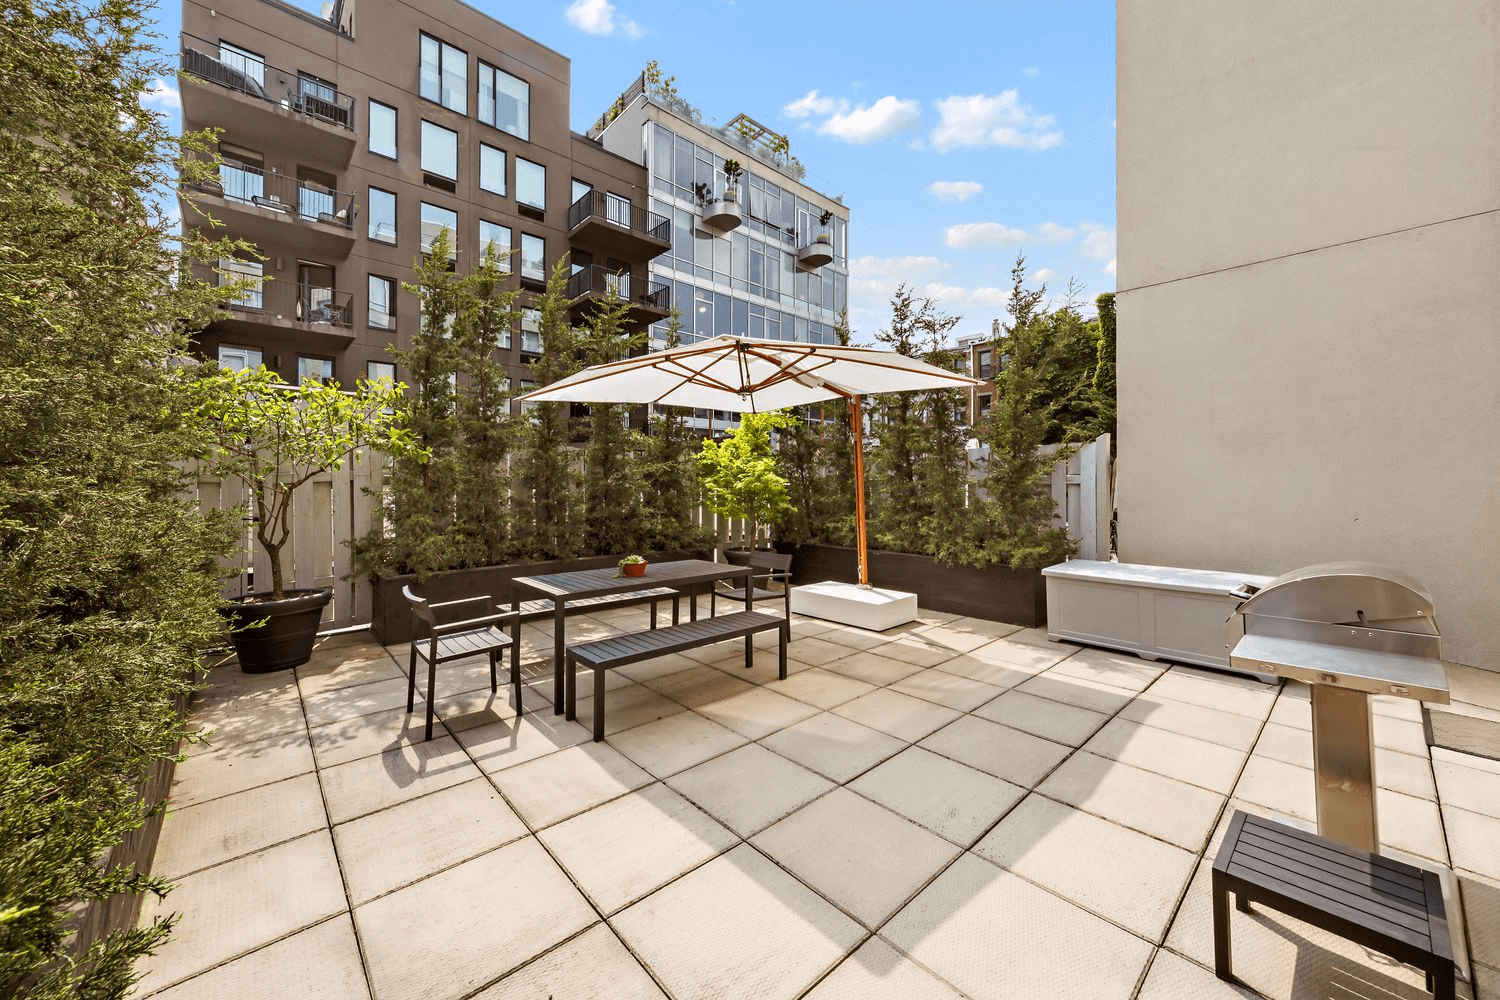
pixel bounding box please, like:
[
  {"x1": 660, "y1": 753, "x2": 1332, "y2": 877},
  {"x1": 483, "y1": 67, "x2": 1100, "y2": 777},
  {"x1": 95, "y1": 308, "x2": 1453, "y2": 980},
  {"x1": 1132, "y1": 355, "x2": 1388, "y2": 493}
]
[
  {"x1": 773, "y1": 541, "x2": 1047, "y2": 627},
  {"x1": 370, "y1": 549, "x2": 709, "y2": 646}
]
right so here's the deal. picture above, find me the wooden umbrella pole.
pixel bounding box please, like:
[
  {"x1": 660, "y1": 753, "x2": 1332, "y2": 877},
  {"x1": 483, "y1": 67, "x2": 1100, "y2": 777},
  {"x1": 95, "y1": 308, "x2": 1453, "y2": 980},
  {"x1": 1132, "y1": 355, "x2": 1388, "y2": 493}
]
[{"x1": 851, "y1": 393, "x2": 870, "y2": 587}]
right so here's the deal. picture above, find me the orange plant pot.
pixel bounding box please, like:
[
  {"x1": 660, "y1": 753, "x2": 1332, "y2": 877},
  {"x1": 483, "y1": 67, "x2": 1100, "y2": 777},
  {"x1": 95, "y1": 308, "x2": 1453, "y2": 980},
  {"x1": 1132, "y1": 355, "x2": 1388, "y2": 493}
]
[{"x1": 623, "y1": 562, "x2": 647, "y2": 577}]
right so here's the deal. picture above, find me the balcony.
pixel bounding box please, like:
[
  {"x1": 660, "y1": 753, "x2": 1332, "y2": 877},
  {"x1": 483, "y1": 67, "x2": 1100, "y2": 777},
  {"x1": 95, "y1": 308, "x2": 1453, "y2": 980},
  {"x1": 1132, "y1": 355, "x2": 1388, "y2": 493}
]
[
  {"x1": 566, "y1": 266, "x2": 671, "y2": 327},
  {"x1": 796, "y1": 232, "x2": 834, "y2": 270},
  {"x1": 212, "y1": 279, "x2": 356, "y2": 353},
  {"x1": 567, "y1": 191, "x2": 672, "y2": 262},
  {"x1": 182, "y1": 162, "x2": 356, "y2": 258},
  {"x1": 700, "y1": 188, "x2": 743, "y2": 233},
  {"x1": 178, "y1": 34, "x2": 356, "y2": 167}
]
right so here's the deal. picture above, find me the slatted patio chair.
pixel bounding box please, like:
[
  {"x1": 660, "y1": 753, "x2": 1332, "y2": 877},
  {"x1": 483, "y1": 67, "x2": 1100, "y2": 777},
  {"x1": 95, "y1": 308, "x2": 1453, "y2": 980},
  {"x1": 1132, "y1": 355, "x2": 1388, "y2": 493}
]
[
  {"x1": 403, "y1": 587, "x2": 520, "y2": 742},
  {"x1": 710, "y1": 549, "x2": 793, "y2": 619}
]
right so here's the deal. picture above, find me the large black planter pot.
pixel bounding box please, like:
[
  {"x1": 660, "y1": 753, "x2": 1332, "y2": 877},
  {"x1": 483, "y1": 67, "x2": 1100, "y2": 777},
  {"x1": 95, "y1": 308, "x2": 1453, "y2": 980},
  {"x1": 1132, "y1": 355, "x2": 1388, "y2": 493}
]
[
  {"x1": 773, "y1": 541, "x2": 1047, "y2": 627},
  {"x1": 225, "y1": 588, "x2": 333, "y2": 673}
]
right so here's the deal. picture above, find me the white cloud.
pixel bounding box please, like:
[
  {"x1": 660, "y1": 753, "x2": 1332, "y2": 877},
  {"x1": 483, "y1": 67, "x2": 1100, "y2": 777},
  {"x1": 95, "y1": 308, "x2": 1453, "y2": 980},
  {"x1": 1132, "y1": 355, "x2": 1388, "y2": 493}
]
[
  {"x1": 944, "y1": 222, "x2": 1029, "y2": 248},
  {"x1": 141, "y1": 78, "x2": 180, "y2": 111},
  {"x1": 928, "y1": 180, "x2": 983, "y2": 202},
  {"x1": 1103, "y1": 259, "x2": 1117, "y2": 275},
  {"x1": 1022, "y1": 66, "x2": 1040, "y2": 77},
  {"x1": 850, "y1": 255, "x2": 949, "y2": 281},
  {"x1": 930, "y1": 91, "x2": 1063, "y2": 152},
  {"x1": 783, "y1": 90, "x2": 920, "y2": 143},
  {"x1": 1079, "y1": 223, "x2": 1116, "y2": 261},
  {"x1": 1035, "y1": 222, "x2": 1076, "y2": 243},
  {"x1": 1031, "y1": 268, "x2": 1056, "y2": 284},
  {"x1": 565, "y1": 0, "x2": 643, "y2": 38},
  {"x1": 783, "y1": 89, "x2": 840, "y2": 119}
]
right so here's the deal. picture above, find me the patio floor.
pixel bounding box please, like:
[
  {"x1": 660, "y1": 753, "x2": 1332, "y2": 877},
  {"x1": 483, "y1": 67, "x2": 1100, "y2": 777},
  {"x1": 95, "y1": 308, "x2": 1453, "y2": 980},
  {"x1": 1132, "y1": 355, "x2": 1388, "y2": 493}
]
[{"x1": 135, "y1": 600, "x2": 1500, "y2": 1000}]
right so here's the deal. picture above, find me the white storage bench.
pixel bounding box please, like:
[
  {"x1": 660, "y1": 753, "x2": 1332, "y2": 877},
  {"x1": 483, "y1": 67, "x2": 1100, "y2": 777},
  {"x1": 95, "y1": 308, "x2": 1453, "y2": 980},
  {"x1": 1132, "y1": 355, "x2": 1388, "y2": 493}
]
[{"x1": 1042, "y1": 560, "x2": 1275, "y2": 680}]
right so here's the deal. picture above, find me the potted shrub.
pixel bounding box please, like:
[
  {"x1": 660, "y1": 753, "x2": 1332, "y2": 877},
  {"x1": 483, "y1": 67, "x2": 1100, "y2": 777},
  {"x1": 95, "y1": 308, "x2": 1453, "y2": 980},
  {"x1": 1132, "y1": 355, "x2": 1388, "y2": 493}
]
[
  {"x1": 617, "y1": 555, "x2": 648, "y2": 577},
  {"x1": 721, "y1": 159, "x2": 743, "y2": 202},
  {"x1": 193, "y1": 364, "x2": 420, "y2": 671}
]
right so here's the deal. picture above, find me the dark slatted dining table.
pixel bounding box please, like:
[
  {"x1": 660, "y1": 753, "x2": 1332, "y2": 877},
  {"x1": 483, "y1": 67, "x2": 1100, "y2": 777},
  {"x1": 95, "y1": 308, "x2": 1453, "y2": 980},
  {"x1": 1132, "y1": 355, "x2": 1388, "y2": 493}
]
[{"x1": 511, "y1": 559, "x2": 754, "y2": 715}]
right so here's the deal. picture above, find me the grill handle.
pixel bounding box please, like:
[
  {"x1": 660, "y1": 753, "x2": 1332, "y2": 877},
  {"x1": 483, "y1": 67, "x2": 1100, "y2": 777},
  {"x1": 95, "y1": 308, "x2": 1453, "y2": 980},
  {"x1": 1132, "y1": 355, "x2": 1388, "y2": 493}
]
[{"x1": 1230, "y1": 585, "x2": 1261, "y2": 602}]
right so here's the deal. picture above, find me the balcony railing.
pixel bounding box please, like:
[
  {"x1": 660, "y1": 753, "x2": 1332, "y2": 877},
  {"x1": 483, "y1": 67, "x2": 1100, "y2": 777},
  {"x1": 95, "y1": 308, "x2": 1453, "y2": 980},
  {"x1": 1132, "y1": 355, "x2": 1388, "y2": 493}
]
[
  {"x1": 567, "y1": 266, "x2": 670, "y2": 311},
  {"x1": 188, "y1": 160, "x2": 356, "y2": 228},
  {"x1": 220, "y1": 278, "x2": 353, "y2": 329},
  {"x1": 180, "y1": 33, "x2": 355, "y2": 131},
  {"x1": 568, "y1": 190, "x2": 670, "y2": 243}
]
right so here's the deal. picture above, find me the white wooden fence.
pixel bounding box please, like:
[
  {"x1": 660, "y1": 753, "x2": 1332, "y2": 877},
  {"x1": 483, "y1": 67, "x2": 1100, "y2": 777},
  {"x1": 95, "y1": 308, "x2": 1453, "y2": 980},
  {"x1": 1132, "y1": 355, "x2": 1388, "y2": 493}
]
[{"x1": 194, "y1": 434, "x2": 1112, "y2": 631}]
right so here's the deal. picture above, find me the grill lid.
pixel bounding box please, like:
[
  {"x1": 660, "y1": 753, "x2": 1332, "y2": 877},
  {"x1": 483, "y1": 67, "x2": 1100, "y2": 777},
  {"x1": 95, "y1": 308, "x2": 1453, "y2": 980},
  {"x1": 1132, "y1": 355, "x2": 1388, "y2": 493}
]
[{"x1": 1231, "y1": 560, "x2": 1436, "y2": 633}]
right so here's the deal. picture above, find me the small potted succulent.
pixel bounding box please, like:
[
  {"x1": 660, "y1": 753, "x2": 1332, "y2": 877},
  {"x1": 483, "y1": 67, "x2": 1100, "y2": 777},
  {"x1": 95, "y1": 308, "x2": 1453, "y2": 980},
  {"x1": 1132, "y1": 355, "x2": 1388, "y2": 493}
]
[{"x1": 617, "y1": 554, "x2": 648, "y2": 578}]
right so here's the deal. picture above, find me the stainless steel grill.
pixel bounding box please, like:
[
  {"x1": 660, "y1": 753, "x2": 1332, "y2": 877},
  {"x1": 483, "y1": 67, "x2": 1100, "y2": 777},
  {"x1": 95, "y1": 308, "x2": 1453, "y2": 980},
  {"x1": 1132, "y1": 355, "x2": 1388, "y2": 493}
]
[{"x1": 1226, "y1": 562, "x2": 1449, "y2": 851}]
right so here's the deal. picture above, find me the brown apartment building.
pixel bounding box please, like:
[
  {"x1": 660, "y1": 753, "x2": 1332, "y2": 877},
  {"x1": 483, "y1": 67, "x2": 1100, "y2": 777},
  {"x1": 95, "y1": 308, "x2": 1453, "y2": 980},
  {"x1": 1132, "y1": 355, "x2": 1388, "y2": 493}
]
[{"x1": 178, "y1": 0, "x2": 671, "y2": 390}]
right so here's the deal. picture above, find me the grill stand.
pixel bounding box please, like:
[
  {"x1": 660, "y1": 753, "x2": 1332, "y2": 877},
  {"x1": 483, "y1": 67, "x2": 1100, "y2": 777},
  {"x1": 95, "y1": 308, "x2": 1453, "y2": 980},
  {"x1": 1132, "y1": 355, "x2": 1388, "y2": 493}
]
[{"x1": 1310, "y1": 685, "x2": 1379, "y2": 852}]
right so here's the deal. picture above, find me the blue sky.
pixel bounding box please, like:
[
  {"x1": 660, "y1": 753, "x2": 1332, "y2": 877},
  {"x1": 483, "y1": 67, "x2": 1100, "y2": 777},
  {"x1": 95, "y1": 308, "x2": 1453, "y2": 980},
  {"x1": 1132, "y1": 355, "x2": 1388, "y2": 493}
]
[{"x1": 143, "y1": 0, "x2": 1116, "y2": 343}]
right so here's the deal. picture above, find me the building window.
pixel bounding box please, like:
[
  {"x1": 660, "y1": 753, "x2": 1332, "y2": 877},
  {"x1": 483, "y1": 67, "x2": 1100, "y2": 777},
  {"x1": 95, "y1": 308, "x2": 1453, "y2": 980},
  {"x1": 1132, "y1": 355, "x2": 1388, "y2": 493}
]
[
  {"x1": 298, "y1": 356, "x2": 334, "y2": 384},
  {"x1": 977, "y1": 348, "x2": 993, "y2": 380},
  {"x1": 368, "y1": 100, "x2": 397, "y2": 158},
  {"x1": 978, "y1": 393, "x2": 992, "y2": 417},
  {"x1": 218, "y1": 41, "x2": 264, "y2": 88},
  {"x1": 520, "y1": 308, "x2": 541, "y2": 353},
  {"x1": 368, "y1": 275, "x2": 395, "y2": 329},
  {"x1": 606, "y1": 192, "x2": 631, "y2": 228},
  {"x1": 367, "y1": 360, "x2": 396, "y2": 383},
  {"x1": 420, "y1": 121, "x2": 458, "y2": 180},
  {"x1": 218, "y1": 344, "x2": 262, "y2": 371},
  {"x1": 367, "y1": 187, "x2": 396, "y2": 243},
  {"x1": 520, "y1": 233, "x2": 544, "y2": 283},
  {"x1": 477, "y1": 61, "x2": 528, "y2": 141},
  {"x1": 419, "y1": 33, "x2": 466, "y2": 113},
  {"x1": 297, "y1": 73, "x2": 336, "y2": 112},
  {"x1": 479, "y1": 220, "x2": 511, "y2": 272},
  {"x1": 516, "y1": 157, "x2": 545, "y2": 215},
  {"x1": 571, "y1": 178, "x2": 592, "y2": 208},
  {"x1": 420, "y1": 202, "x2": 458, "y2": 260},
  {"x1": 218, "y1": 143, "x2": 263, "y2": 203},
  {"x1": 219, "y1": 257, "x2": 263, "y2": 308},
  {"x1": 479, "y1": 144, "x2": 505, "y2": 196}
]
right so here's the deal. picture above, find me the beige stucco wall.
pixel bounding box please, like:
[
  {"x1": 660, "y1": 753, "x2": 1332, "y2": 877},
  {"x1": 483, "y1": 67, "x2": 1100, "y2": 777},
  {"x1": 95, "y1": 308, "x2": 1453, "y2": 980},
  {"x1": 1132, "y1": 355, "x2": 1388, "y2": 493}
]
[{"x1": 1116, "y1": 1, "x2": 1500, "y2": 669}]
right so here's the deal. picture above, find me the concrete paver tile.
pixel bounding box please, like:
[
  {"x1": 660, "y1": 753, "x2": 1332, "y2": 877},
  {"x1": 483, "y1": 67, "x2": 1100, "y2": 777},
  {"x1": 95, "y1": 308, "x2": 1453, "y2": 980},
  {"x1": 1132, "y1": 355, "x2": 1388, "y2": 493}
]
[
  {"x1": 1039, "y1": 750, "x2": 1226, "y2": 852},
  {"x1": 1269, "y1": 694, "x2": 1312, "y2": 730},
  {"x1": 471, "y1": 923, "x2": 665, "y2": 1000},
  {"x1": 1459, "y1": 870, "x2": 1500, "y2": 972},
  {"x1": 787, "y1": 635, "x2": 868, "y2": 666},
  {"x1": 848, "y1": 745, "x2": 1026, "y2": 847},
  {"x1": 1373, "y1": 713, "x2": 1432, "y2": 757},
  {"x1": 832, "y1": 687, "x2": 962, "y2": 743},
  {"x1": 303, "y1": 674, "x2": 428, "y2": 728},
  {"x1": 914, "y1": 617, "x2": 1020, "y2": 649},
  {"x1": 335, "y1": 777, "x2": 528, "y2": 905},
  {"x1": 802, "y1": 936, "x2": 965, "y2": 1000},
  {"x1": 888, "y1": 669, "x2": 1005, "y2": 712},
  {"x1": 1047, "y1": 646, "x2": 1165, "y2": 692},
  {"x1": 882, "y1": 853, "x2": 1153, "y2": 1000},
  {"x1": 187, "y1": 679, "x2": 306, "y2": 750},
  {"x1": 643, "y1": 663, "x2": 756, "y2": 708},
  {"x1": 147, "y1": 915, "x2": 369, "y2": 1000},
  {"x1": 612, "y1": 843, "x2": 863, "y2": 1000},
  {"x1": 975, "y1": 689, "x2": 1110, "y2": 746},
  {"x1": 752, "y1": 787, "x2": 960, "y2": 927},
  {"x1": 459, "y1": 712, "x2": 592, "y2": 774},
  {"x1": 1377, "y1": 748, "x2": 1438, "y2": 801},
  {"x1": 490, "y1": 741, "x2": 653, "y2": 829},
  {"x1": 1119, "y1": 694, "x2": 1265, "y2": 751},
  {"x1": 153, "y1": 773, "x2": 325, "y2": 880},
  {"x1": 1436, "y1": 755, "x2": 1500, "y2": 817},
  {"x1": 354, "y1": 837, "x2": 595, "y2": 1000},
  {"x1": 761, "y1": 712, "x2": 906, "y2": 783},
  {"x1": 1013, "y1": 671, "x2": 1138, "y2": 715},
  {"x1": 870, "y1": 633, "x2": 968, "y2": 666},
  {"x1": 1085, "y1": 717, "x2": 1247, "y2": 792},
  {"x1": 571, "y1": 682, "x2": 688, "y2": 738},
  {"x1": 820, "y1": 648, "x2": 925, "y2": 686},
  {"x1": 1136, "y1": 949, "x2": 1259, "y2": 999},
  {"x1": 918, "y1": 715, "x2": 1071, "y2": 787},
  {"x1": 1445, "y1": 806, "x2": 1500, "y2": 881},
  {"x1": 169, "y1": 729, "x2": 315, "y2": 808},
  {"x1": 1251, "y1": 722, "x2": 1314, "y2": 768},
  {"x1": 308, "y1": 706, "x2": 426, "y2": 769},
  {"x1": 819, "y1": 624, "x2": 898, "y2": 652},
  {"x1": 607, "y1": 710, "x2": 748, "y2": 778},
  {"x1": 765, "y1": 667, "x2": 877, "y2": 710},
  {"x1": 1148, "y1": 667, "x2": 1280, "y2": 719},
  {"x1": 962, "y1": 637, "x2": 1074, "y2": 672},
  {"x1": 297, "y1": 642, "x2": 405, "y2": 698},
  {"x1": 612, "y1": 651, "x2": 701, "y2": 684},
  {"x1": 1001, "y1": 625, "x2": 1081, "y2": 649},
  {"x1": 696, "y1": 684, "x2": 821, "y2": 740},
  {"x1": 1233, "y1": 755, "x2": 1316, "y2": 822},
  {"x1": 137, "y1": 832, "x2": 346, "y2": 995},
  {"x1": 974, "y1": 795, "x2": 1196, "y2": 940},
  {"x1": 1375, "y1": 786, "x2": 1448, "y2": 863},
  {"x1": 538, "y1": 782, "x2": 737, "y2": 914},
  {"x1": 665, "y1": 742, "x2": 834, "y2": 837},
  {"x1": 319, "y1": 735, "x2": 480, "y2": 824}
]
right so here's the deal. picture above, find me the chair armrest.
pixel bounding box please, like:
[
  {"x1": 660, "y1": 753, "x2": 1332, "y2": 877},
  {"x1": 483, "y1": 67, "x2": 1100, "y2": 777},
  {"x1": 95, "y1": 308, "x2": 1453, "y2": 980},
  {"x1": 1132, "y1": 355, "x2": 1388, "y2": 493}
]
[
  {"x1": 426, "y1": 595, "x2": 495, "y2": 613},
  {"x1": 431, "y1": 609, "x2": 520, "y2": 635}
]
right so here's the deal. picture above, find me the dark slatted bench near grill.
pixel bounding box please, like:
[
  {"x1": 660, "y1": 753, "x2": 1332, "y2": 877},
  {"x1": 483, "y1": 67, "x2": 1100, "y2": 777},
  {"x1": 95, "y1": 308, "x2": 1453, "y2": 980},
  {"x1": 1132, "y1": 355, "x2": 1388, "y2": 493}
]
[
  {"x1": 1212, "y1": 810, "x2": 1455, "y2": 998},
  {"x1": 565, "y1": 611, "x2": 789, "y2": 741},
  {"x1": 512, "y1": 587, "x2": 682, "y2": 629}
]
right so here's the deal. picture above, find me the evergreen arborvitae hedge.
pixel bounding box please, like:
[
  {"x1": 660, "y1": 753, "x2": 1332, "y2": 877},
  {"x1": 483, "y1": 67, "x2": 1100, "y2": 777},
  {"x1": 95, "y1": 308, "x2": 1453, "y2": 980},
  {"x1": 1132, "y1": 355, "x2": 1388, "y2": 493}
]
[{"x1": 0, "y1": 3, "x2": 238, "y2": 996}]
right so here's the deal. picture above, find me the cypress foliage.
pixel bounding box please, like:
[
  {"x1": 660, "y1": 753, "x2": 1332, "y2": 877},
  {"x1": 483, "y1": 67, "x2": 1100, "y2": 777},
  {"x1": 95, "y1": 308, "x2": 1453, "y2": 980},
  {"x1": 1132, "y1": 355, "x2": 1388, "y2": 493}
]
[
  {"x1": 0, "y1": 2, "x2": 239, "y2": 994},
  {"x1": 637, "y1": 313, "x2": 706, "y2": 552},
  {"x1": 577, "y1": 287, "x2": 648, "y2": 556}
]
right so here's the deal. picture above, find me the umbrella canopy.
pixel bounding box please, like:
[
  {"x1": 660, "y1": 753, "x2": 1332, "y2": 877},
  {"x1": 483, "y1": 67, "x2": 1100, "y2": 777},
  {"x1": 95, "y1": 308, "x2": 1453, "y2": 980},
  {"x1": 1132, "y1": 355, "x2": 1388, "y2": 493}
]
[
  {"x1": 518, "y1": 334, "x2": 973, "y2": 411},
  {"x1": 519, "y1": 335, "x2": 977, "y2": 587}
]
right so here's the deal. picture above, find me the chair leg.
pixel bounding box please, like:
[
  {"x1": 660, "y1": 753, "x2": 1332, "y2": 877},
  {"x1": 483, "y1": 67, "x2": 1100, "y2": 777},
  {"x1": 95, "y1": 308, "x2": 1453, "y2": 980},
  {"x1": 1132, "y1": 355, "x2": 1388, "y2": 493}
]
[
  {"x1": 564, "y1": 653, "x2": 576, "y2": 721},
  {"x1": 511, "y1": 638, "x2": 522, "y2": 719},
  {"x1": 407, "y1": 644, "x2": 418, "y2": 712},
  {"x1": 489, "y1": 650, "x2": 498, "y2": 693},
  {"x1": 778, "y1": 623, "x2": 788, "y2": 679},
  {"x1": 424, "y1": 657, "x2": 437, "y2": 742}
]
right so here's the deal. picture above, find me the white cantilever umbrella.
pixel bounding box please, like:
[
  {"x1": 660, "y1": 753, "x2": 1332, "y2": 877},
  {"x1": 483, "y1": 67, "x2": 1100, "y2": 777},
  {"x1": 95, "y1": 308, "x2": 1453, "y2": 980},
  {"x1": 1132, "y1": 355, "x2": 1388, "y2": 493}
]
[{"x1": 518, "y1": 334, "x2": 977, "y2": 587}]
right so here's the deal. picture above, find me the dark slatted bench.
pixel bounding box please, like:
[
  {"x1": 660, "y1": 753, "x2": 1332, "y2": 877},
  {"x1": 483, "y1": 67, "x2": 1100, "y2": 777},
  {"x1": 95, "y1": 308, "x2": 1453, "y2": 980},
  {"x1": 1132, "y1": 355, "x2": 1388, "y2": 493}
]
[
  {"x1": 565, "y1": 611, "x2": 789, "y2": 741},
  {"x1": 513, "y1": 587, "x2": 682, "y2": 629},
  {"x1": 1213, "y1": 810, "x2": 1454, "y2": 998}
]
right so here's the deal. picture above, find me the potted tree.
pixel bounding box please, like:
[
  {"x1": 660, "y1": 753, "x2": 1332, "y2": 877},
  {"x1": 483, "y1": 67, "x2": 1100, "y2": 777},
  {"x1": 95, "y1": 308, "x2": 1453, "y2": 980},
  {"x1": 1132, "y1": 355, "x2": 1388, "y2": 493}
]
[
  {"x1": 697, "y1": 411, "x2": 795, "y2": 553},
  {"x1": 193, "y1": 364, "x2": 420, "y2": 671},
  {"x1": 721, "y1": 159, "x2": 743, "y2": 203}
]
